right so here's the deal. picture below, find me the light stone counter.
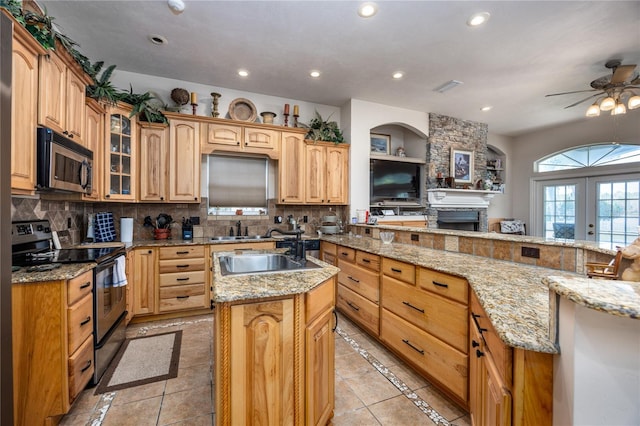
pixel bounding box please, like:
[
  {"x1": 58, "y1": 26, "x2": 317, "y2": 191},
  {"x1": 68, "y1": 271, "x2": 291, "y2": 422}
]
[
  {"x1": 12, "y1": 262, "x2": 95, "y2": 284},
  {"x1": 322, "y1": 235, "x2": 573, "y2": 354},
  {"x1": 211, "y1": 252, "x2": 340, "y2": 303}
]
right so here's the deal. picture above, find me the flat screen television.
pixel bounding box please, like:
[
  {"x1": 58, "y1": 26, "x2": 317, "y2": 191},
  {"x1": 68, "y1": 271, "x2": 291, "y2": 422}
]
[{"x1": 370, "y1": 159, "x2": 421, "y2": 202}]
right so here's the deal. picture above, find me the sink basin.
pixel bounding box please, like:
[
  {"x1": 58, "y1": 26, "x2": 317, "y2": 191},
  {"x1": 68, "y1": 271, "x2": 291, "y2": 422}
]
[
  {"x1": 210, "y1": 235, "x2": 267, "y2": 241},
  {"x1": 219, "y1": 253, "x2": 320, "y2": 276}
]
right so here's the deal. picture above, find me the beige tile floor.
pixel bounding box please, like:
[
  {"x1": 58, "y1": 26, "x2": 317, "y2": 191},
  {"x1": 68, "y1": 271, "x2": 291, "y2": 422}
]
[{"x1": 60, "y1": 313, "x2": 470, "y2": 426}]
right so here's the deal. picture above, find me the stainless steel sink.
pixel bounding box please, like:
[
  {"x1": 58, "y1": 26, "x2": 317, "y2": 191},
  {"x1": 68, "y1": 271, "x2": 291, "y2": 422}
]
[
  {"x1": 219, "y1": 253, "x2": 320, "y2": 276},
  {"x1": 210, "y1": 235, "x2": 267, "y2": 241}
]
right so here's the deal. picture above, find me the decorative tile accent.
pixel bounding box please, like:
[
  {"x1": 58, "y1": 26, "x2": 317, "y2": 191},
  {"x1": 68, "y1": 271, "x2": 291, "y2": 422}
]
[{"x1": 444, "y1": 235, "x2": 459, "y2": 252}]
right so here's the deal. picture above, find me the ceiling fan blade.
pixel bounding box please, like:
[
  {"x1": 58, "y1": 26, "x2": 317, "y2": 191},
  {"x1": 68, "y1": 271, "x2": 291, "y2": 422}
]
[
  {"x1": 545, "y1": 89, "x2": 598, "y2": 97},
  {"x1": 611, "y1": 64, "x2": 637, "y2": 84},
  {"x1": 564, "y1": 93, "x2": 602, "y2": 109}
]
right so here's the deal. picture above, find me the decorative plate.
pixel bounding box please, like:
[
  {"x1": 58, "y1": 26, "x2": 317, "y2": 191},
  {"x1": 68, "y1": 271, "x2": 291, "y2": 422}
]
[{"x1": 228, "y1": 98, "x2": 257, "y2": 122}]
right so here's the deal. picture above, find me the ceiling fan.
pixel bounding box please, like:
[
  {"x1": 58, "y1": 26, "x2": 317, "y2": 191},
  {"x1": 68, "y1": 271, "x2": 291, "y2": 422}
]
[{"x1": 545, "y1": 60, "x2": 640, "y2": 116}]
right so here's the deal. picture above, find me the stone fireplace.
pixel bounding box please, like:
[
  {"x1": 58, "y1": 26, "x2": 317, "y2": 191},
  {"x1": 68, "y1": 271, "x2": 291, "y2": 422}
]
[{"x1": 425, "y1": 189, "x2": 496, "y2": 232}]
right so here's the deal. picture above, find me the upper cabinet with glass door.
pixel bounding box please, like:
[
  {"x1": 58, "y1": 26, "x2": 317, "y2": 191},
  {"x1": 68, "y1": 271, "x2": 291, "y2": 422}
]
[{"x1": 104, "y1": 103, "x2": 137, "y2": 201}]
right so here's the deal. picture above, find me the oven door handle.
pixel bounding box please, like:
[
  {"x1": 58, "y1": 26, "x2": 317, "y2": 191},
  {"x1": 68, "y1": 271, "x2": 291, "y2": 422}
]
[{"x1": 97, "y1": 259, "x2": 117, "y2": 270}]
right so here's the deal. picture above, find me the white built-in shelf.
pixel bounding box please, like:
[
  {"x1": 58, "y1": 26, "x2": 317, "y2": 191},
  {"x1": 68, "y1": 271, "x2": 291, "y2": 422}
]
[{"x1": 370, "y1": 153, "x2": 426, "y2": 164}]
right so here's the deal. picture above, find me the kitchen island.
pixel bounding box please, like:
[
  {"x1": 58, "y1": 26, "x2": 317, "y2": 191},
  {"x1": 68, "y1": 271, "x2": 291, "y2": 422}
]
[{"x1": 210, "y1": 251, "x2": 339, "y2": 426}]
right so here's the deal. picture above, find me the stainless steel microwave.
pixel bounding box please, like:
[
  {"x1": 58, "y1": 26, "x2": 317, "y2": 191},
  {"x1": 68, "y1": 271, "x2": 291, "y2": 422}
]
[{"x1": 36, "y1": 127, "x2": 93, "y2": 194}]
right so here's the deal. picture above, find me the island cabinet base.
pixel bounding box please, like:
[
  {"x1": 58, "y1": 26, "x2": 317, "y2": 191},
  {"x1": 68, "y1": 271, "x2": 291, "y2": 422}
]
[{"x1": 214, "y1": 277, "x2": 336, "y2": 426}]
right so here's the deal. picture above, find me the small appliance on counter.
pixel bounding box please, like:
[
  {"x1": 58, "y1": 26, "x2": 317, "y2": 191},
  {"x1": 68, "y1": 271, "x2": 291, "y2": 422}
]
[
  {"x1": 182, "y1": 217, "x2": 193, "y2": 240},
  {"x1": 319, "y1": 215, "x2": 340, "y2": 234}
]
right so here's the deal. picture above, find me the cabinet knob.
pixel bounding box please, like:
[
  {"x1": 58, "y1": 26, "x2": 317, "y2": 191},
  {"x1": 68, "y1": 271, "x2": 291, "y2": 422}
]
[
  {"x1": 160, "y1": 196, "x2": 164, "y2": 201},
  {"x1": 476, "y1": 349, "x2": 485, "y2": 358},
  {"x1": 148, "y1": 250, "x2": 152, "y2": 254},
  {"x1": 105, "y1": 194, "x2": 110, "y2": 198},
  {"x1": 472, "y1": 340, "x2": 480, "y2": 348},
  {"x1": 236, "y1": 141, "x2": 240, "y2": 145}
]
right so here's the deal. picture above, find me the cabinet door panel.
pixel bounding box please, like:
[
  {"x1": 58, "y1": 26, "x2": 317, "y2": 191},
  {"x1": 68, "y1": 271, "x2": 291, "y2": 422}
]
[
  {"x1": 244, "y1": 127, "x2": 278, "y2": 151},
  {"x1": 38, "y1": 53, "x2": 65, "y2": 132},
  {"x1": 169, "y1": 120, "x2": 200, "y2": 202},
  {"x1": 305, "y1": 307, "x2": 335, "y2": 426},
  {"x1": 65, "y1": 71, "x2": 86, "y2": 143},
  {"x1": 133, "y1": 249, "x2": 156, "y2": 315},
  {"x1": 305, "y1": 144, "x2": 325, "y2": 203},
  {"x1": 325, "y1": 145, "x2": 348, "y2": 204},
  {"x1": 279, "y1": 132, "x2": 305, "y2": 203},
  {"x1": 139, "y1": 125, "x2": 168, "y2": 201}
]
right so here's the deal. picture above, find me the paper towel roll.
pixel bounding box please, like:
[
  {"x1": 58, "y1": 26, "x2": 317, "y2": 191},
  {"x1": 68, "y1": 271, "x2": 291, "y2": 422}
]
[{"x1": 120, "y1": 217, "x2": 134, "y2": 243}]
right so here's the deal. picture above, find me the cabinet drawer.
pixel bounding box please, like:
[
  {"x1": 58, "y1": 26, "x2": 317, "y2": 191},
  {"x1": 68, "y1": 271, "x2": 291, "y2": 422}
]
[
  {"x1": 418, "y1": 268, "x2": 468, "y2": 305},
  {"x1": 159, "y1": 270, "x2": 205, "y2": 287},
  {"x1": 244, "y1": 127, "x2": 279, "y2": 150},
  {"x1": 306, "y1": 277, "x2": 335, "y2": 323},
  {"x1": 68, "y1": 336, "x2": 94, "y2": 402},
  {"x1": 382, "y1": 275, "x2": 468, "y2": 353},
  {"x1": 67, "y1": 294, "x2": 93, "y2": 354},
  {"x1": 382, "y1": 258, "x2": 415, "y2": 285},
  {"x1": 159, "y1": 257, "x2": 205, "y2": 273},
  {"x1": 337, "y1": 284, "x2": 379, "y2": 335},
  {"x1": 356, "y1": 251, "x2": 380, "y2": 272},
  {"x1": 321, "y1": 242, "x2": 337, "y2": 256},
  {"x1": 338, "y1": 261, "x2": 379, "y2": 303},
  {"x1": 67, "y1": 270, "x2": 93, "y2": 305},
  {"x1": 381, "y1": 308, "x2": 468, "y2": 402},
  {"x1": 336, "y1": 246, "x2": 355, "y2": 263},
  {"x1": 159, "y1": 285, "x2": 206, "y2": 312},
  {"x1": 158, "y1": 245, "x2": 205, "y2": 260}
]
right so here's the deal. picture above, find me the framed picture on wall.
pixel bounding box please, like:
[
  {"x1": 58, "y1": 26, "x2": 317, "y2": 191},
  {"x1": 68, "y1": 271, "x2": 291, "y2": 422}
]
[
  {"x1": 370, "y1": 133, "x2": 390, "y2": 154},
  {"x1": 451, "y1": 148, "x2": 474, "y2": 184}
]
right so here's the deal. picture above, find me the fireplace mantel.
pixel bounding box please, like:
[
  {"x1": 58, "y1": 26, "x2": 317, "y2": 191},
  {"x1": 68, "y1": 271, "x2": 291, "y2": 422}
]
[{"x1": 427, "y1": 188, "x2": 499, "y2": 208}]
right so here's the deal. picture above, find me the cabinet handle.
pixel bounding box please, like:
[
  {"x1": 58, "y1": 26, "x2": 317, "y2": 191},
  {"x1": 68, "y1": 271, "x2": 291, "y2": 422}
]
[
  {"x1": 332, "y1": 309, "x2": 338, "y2": 332},
  {"x1": 160, "y1": 196, "x2": 164, "y2": 201},
  {"x1": 391, "y1": 267, "x2": 402, "y2": 273},
  {"x1": 341, "y1": 252, "x2": 349, "y2": 257},
  {"x1": 472, "y1": 312, "x2": 481, "y2": 319},
  {"x1": 177, "y1": 277, "x2": 190, "y2": 282},
  {"x1": 432, "y1": 281, "x2": 449, "y2": 288},
  {"x1": 176, "y1": 251, "x2": 189, "y2": 255},
  {"x1": 63, "y1": 130, "x2": 69, "y2": 135},
  {"x1": 402, "y1": 301, "x2": 425, "y2": 314},
  {"x1": 236, "y1": 141, "x2": 240, "y2": 145},
  {"x1": 402, "y1": 339, "x2": 425, "y2": 355},
  {"x1": 347, "y1": 276, "x2": 360, "y2": 283},
  {"x1": 148, "y1": 250, "x2": 153, "y2": 254},
  {"x1": 177, "y1": 295, "x2": 190, "y2": 300},
  {"x1": 176, "y1": 264, "x2": 190, "y2": 268},
  {"x1": 361, "y1": 258, "x2": 371, "y2": 263},
  {"x1": 105, "y1": 194, "x2": 110, "y2": 198},
  {"x1": 80, "y1": 316, "x2": 91, "y2": 326},
  {"x1": 80, "y1": 282, "x2": 91, "y2": 289},
  {"x1": 80, "y1": 359, "x2": 92, "y2": 373},
  {"x1": 346, "y1": 301, "x2": 360, "y2": 311},
  {"x1": 476, "y1": 349, "x2": 485, "y2": 358},
  {"x1": 472, "y1": 340, "x2": 480, "y2": 348}
]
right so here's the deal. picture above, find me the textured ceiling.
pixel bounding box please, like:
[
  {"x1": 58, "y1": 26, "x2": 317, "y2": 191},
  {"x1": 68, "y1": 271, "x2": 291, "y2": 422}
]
[{"x1": 38, "y1": 1, "x2": 640, "y2": 136}]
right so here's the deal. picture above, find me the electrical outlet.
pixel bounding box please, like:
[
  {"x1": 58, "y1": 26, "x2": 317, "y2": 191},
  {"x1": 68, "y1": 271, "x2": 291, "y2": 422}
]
[
  {"x1": 411, "y1": 234, "x2": 419, "y2": 241},
  {"x1": 303, "y1": 215, "x2": 308, "y2": 223},
  {"x1": 274, "y1": 216, "x2": 283, "y2": 224},
  {"x1": 67, "y1": 217, "x2": 72, "y2": 229},
  {"x1": 190, "y1": 216, "x2": 200, "y2": 225},
  {"x1": 521, "y1": 246, "x2": 540, "y2": 258},
  {"x1": 365, "y1": 228, "x2": 371, "y2": 234}
]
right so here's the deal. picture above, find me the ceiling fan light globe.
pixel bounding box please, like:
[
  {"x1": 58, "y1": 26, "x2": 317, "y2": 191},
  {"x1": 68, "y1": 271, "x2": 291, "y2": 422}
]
[
  {"x1": 628, "y1": 95, "x2": 640, "y2": 110},
  {"x1": 599, "y1": 96, "x2": 616, "y2": 111},
  {"x1": 585, "y1": 104, "x2": 601, "y2": 117},
  {"x1": 611, "y1": 102, "x2": 626, "y2": 115}
]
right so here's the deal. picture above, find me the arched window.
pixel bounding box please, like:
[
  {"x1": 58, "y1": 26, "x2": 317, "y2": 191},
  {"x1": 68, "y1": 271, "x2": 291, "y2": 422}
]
[{"x1": 535, "y1": 143, "x2": 640, "y2": 172}]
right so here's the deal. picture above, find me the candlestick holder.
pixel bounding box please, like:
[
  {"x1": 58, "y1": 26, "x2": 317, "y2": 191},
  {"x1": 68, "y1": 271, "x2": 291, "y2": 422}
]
[
  {"x1": 191, "y1": 103, "x2": 198, "y2": 115},
  {"x1": 210, "y1": 92, "x2": 221, "y2": 118},
  {"x1": 293, "y1": 114, "x2": 299, "y2": 127},
  {"x1": 283, "y1": 113, "x2": 289, "y2": 127}
]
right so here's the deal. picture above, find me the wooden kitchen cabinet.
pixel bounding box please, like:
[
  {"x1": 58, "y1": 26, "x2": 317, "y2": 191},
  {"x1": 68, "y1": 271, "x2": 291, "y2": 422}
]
[
  {"x1": 82, "y1": 98, "x2": 106, "y2": 201},
  {"x1": 12, "y1": 269, "x2": 94, "y2": 425},
  {"x1": 320, "y1": 241, "x2": 337, "y2": 266},
  {"x1": 9, "y1": 11, "x2": 45, "y2": 195},
  {"x1": 38, "y1": 41, "x2": 90, "y2": 145},
  {"x1": 138, "y1": 121, "x2": 168, "y2": 202},
  {"x1": 168, "y1": 116, "x2": 200, "y2": 202},
  {"x1": 158, "y1": 245, "x2": 208, "y2": 312},
  {"x1": 304, "y1": 141, "x2": 349, "y2": 204},
  {"x1": 279, "y1": 131, "x2": 306, "y2": 203},
  {"x1": 201, "y1": 118, "x2": 282, "y2": 158},
  {"x1": 104, "y1": 103, "x2": 137, "y2": 201},
  {"x1": 133, "y1": 248, "x2": 157, "y2": 316}
]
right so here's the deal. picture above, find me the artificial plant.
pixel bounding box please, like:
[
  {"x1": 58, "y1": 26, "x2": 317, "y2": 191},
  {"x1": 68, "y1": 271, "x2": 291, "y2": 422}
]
[{"x1": 302, "y1": 111, "x2": 345, "y2": 143}]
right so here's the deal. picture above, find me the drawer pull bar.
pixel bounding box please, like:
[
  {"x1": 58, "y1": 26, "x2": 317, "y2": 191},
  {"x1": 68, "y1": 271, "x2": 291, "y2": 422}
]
[
  {"x1": 176, "y1": 264, "x2": 190, "y2": 268},
  {"x1": 80, "y1": 360, "x2": 92, "y2": 373},
  {"x1": 391, "y1": 268, "x2": 402, "y2": 273},
  {"x1": 347, "y1": 276, "x2": 360, "y2": 283},
  {"x1": 177, "y1": 277, "x2": 190, "y2": 282},
  {"x1": 176, "y1": 251, "x2": 189, "y2": 255},
  {"x1": 432, "y1": 281, "x2": 449, "y2": 288},
  {"x1": 402, "y1": 301, "x2": 425, "y2": 314},
  {"x1": 80, "y1": 282, "x2": 91, "y2": 289},
  {"x1": 340, "y1": 252, "x2": 349, "y2": 257},
  {"x1": 361, "y1": 258, "x2": 371, "y2": 263},
  {"x1": 402, "y1": 339, "x2": 425, "y2": 355},
  {"x1": 177, "y1": 295, "x2": 190, "y2": 300},
  {"x1": 80, "y1": 316, "x2": 91, "y2": 326},
  {"x1": 332, "y1": 309, "x2": 338, "y2": 332},
  {"x1": 346, "y1": 301, "x2": 360, "y2": 311}
]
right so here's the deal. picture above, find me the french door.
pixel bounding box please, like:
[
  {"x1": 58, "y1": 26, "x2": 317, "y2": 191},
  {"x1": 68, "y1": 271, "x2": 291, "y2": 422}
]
[{"x1": 535, "y1": 174, "x2": 640, "y2": 245}]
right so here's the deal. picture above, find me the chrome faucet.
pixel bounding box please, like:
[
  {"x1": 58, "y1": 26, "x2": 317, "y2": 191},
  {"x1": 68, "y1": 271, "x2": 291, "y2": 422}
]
[{"x1": 236, "y1": 221, "x2": 242, "y2": 237}]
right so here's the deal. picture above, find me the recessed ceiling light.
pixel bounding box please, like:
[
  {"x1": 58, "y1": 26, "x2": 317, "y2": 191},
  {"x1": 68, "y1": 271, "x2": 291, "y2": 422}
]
[
  {"x1": 392, "y1": 72, "x2": 404, "y2": 79},
  {"x1": 481, "y1": 106, "x2": 492, "y2": 111},
  {"x1": 167, "y1": 0, "x2": 185, "y2": 15},
  {"x1": 310, "y1": 70, "x2": 321, "y2": 78},
  {"x1": 148, "y1": 34, "x2": 167, "y2": 45},
  {"x1": 467, "y1": 12, "x2": 490, "y2": 27},
  {"x1": 238, "y1": 69, "x2": 249, "y2": 77},
  {"x1": 358, "y1": 2, "x2": 378, "y2": 18}
]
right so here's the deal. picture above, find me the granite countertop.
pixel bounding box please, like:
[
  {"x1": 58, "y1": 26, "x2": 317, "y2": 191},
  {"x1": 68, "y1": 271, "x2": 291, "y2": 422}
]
[
  {"x1": 12, "y1": 263, "x2": 95, "y2": 284},
  {"x1": 211, "y1": 252, "x2": 340, "y2": 303},
  {"x1": 544, "y1": 275, "x2": 640, "y2": 319},
  {"x1": 322, "y1": 235, "x2": 574, "y2": 354}
]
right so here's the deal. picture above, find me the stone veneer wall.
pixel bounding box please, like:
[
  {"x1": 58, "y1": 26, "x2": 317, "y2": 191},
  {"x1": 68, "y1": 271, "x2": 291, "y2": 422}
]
[{"x1": 11, "y1": 196, "x2": 348, "y2": 243}]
